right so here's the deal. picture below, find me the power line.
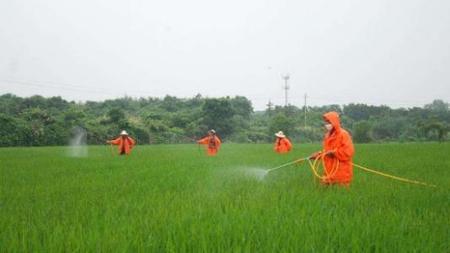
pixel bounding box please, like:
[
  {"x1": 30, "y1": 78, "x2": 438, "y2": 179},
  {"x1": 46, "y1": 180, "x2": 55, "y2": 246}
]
[
  {"x1": 0, "y1": 78, "x2": 118, "y2": 96},
  {"x1": 0, "y1": 78, "x2": 160, "y2": 98}
]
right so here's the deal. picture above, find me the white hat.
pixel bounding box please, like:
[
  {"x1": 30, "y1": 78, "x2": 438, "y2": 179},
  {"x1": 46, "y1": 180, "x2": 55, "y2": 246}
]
[
  {"x1": 209, "y1": 129, "x2": 216, "y2": 134},
  {"x1": 275, "y1": 131, "x2": 285, "y2": 138},
  {"x1": 120, "y1": 130, "x2": 128, "y2": 136}
]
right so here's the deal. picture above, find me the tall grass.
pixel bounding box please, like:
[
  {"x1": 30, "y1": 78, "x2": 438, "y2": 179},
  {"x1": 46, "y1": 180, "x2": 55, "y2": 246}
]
[{"x1": 1, "y1": 143, "x2": 449, "y2": 252}]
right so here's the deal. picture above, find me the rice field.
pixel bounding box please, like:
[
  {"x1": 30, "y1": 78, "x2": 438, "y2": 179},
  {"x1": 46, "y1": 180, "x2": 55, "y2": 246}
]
[{"x1": 0, "y1": 143, "x2": 449, "y2": 252}]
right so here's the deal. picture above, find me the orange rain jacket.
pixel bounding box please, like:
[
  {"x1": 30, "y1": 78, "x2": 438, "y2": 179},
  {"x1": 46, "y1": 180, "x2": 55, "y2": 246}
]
[
  {"x1": 274, "y1": 137, "x2": 293, "y2": 153},
  {"x1": 198, "y1": 135, "x2": 221, "y2": 156},
  {"x1": 321, "y1": 112, "x2": 355, "y2": 185},
  {"x1": 110, "y1": 136, "x2": 136, "y2": 155}
]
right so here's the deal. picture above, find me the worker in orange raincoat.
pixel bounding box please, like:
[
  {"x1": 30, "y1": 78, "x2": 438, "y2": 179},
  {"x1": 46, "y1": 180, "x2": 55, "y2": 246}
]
[
  {"x1": 310, "y1": 111, "x2": 355, "y2": 186},
  {"x1": 106, "y1": 130, "x2": 136, "y2": 155},
  {"x1": 274, "y1": 131, "x2": 293, "y2": 154},
  {"x1": 197, "y1": 129, "x2": 221, "y2": 156}
]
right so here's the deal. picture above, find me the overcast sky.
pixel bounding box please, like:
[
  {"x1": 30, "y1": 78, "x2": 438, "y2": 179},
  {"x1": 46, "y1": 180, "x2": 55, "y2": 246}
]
[{"x1": 0, "y1": 0, "x2": 449, "y2": 110}]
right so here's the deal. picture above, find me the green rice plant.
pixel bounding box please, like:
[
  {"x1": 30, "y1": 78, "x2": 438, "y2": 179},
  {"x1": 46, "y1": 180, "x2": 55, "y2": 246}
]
[{"x1": 0, "y1": 143, "x2": 449, "y2": 252}]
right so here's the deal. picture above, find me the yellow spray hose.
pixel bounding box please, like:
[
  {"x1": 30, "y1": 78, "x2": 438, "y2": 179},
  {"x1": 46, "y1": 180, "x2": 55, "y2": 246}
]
[
  {"x1": 268, "y1": 152, "x2": 437, "y2": 188},
  {"x1": 266, "y1": 153, "x2": 338, "y2": 178},
  {"x1": 307, "y1": 152, "x2": 340, "y2": 181},
  {"x1": 351, "y1": 162, "x2": 437, "y2": 187}
]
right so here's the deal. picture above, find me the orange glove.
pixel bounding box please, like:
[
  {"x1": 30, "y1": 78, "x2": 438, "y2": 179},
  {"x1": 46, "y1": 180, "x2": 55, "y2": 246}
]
[{"x1": 325, "y1": 150, "x2": 336, "y2": 157}]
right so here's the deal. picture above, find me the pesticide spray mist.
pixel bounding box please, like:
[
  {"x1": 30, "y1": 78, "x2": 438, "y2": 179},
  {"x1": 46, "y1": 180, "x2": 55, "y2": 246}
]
[
  {"x1": 243, "y1": 168, "x2": 269, "y2": 180},
  {"x1": 67, "y1": 126, "x2": 88, "y2": 157}
]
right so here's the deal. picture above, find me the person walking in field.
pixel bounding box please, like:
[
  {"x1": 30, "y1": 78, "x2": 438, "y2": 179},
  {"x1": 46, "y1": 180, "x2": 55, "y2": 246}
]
[
  {"x1": 106, "y1": 130, "x2": 136, "y2": 155},
  {"x1": 274, "y1": 131, "x2": 293, "y2": 154},
  {"x1": 309, "y1": 111, "x2": 355, "y2": 186},
  {"x1": 197, "y1": 129, "x2": 221, "y2": 156}
]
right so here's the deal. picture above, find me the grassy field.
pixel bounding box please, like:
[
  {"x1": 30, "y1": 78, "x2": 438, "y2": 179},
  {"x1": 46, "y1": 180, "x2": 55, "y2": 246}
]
[{"x1": 1, "y1": 143, "x2": 449, "y2": 252}]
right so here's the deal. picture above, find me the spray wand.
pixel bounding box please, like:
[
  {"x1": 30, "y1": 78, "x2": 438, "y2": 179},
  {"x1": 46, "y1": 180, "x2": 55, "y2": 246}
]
[{"x1": 266, "y1": 157, "x2": 309, "y2": 174}]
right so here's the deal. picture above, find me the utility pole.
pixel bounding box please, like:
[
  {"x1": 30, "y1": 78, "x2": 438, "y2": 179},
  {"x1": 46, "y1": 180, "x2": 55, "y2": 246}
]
[
  {"x1": 281, "y1": 74, "x2": 290, "y2": 107},
  {"x1": 266, "y1": 100, "x2": 274, "y2": 117},
  {"x1": 266, "y1": 100, "x2": 274, "y2": 111},
  {"x1": 304, "y1": 93, "x2": 308, "y2": 128}
]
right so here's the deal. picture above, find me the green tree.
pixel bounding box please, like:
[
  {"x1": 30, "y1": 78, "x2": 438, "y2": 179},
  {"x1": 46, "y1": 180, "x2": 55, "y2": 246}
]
[
  {"x1": 424, "y1": 122, "x2": 448, "y2": 142},
  {"x1": 371, "y1": 117, "x2": 407, "y2": 141},
  {"x1": 0, "y1": 114, "x2": 23, "y2": 146},
  {"x1": 353, "y1": 121, "x2": 372, "y2": 143},
  {"x1": 425, "y1": 100, "x2": 448, "y2": 113},
  {"x1": 201, "y1": 98, "x2": 235, "y2": 139},
  {"x1": 107, "y1": 108, "x2": 125, "y2": 123},
  {"x1": 269, "y1": 113, "x2": 296, "y2": 137},
  {"x1": 107, "y1": 108, "x2": 129, "y2": 129},
  {"x1": 344, "y1": 104, "x2": 390, "y2": 121},
  {"x1": 230, "y1": 96, "x2": 253, "y2": 119}
]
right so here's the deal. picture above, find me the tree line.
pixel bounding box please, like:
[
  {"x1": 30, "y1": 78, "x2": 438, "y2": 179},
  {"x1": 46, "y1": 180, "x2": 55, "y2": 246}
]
[{"x1": 0, "y1": 93, "x2": 448, "y2": 147}]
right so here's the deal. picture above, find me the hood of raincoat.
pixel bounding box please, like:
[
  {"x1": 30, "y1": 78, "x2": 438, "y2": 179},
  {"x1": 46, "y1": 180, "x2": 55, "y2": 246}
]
[{"x1": 323, "y1": 111, "x2": 341, "y2": 133}]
